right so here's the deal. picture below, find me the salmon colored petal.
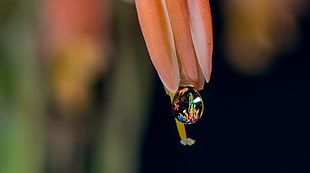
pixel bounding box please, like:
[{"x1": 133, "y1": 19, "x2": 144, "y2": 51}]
[
  {"x1": 165, "y1": 0, "x2": 203, "y2": 89},
  {"x1": 187, "y1": 0, "x2": 213, "y2": 82},
  {"x1": 136, "y1": 0, "x2": 179, "y2": 93}
]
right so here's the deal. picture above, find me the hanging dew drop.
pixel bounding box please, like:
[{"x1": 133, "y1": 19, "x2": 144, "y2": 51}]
[{"x1": 171, "y1": 87, "x2": 204, "y2": 124}]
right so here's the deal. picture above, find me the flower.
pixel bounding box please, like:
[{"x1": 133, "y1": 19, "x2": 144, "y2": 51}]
[
  {"x1": 135, "y1": 0, "x2": 213, "y2": 93},
  {"x1": 136, "y1": 0, "x2": 213, "y2": 145}
]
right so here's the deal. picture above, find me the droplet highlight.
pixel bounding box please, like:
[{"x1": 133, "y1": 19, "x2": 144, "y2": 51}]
[{"x1": 171, "y1": 87, "x2": 204, "y2": 124}]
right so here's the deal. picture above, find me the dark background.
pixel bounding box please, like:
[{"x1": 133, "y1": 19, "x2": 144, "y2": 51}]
[
  {"x1": 141, "y1": 2, "x2": 310, "y2": 173},
  {"x1": 0, "y1": 1, "x2": 309, "y2": 173}
]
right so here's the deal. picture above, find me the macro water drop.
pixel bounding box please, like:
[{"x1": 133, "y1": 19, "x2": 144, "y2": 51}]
[{"x1": 171, "y1": 87, "x2": 204, "y2": 124}]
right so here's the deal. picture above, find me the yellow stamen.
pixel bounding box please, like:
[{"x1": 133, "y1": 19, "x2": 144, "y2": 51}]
[{"x1": 170, "y1": 92, "x2": 196, "y2": 146}]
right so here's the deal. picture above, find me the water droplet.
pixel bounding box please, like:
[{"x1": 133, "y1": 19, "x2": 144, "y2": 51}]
[{"x1": 171, "y1": 87, "x2": 204, "y2": 124}]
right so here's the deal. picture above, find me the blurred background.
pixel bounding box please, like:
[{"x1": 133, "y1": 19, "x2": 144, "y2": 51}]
[{"x1": 0, "y1": 0, "x2": 309, "y2": 173}]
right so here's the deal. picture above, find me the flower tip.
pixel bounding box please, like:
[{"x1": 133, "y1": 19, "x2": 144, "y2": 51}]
[{"x1": 164, "y1": 84, "x2": 178, "y2": 94}]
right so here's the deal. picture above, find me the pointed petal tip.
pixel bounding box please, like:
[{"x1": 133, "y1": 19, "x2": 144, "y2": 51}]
[
  {"x1": 161, "y1": 75, "x2": 179, "y2": 94},
  {"x1": 205, "y1": 69, "x2": 212, "y2": 83},
  {"x1": 163, "y1": 83, "x2": 178, "y2": 94},
  {"x1": 206, "y1": 77, "x2": 210, "y2": 83}
]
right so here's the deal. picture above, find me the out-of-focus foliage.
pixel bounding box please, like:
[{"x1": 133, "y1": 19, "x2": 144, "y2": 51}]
[
  {"x1": 221, "y1": 0, "x2": 308, "y2": 75},
  {"x1": 0, "y1": 0, "x2": 45, "y2": 173},
  {"x1": 0, "y1": 0, "x2": 153, "y2": 173}
]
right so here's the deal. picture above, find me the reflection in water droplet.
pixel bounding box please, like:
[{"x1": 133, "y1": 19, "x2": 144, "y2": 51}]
[{"x1": 171, "y1": 87, "x2": 204, "y2": 124}]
